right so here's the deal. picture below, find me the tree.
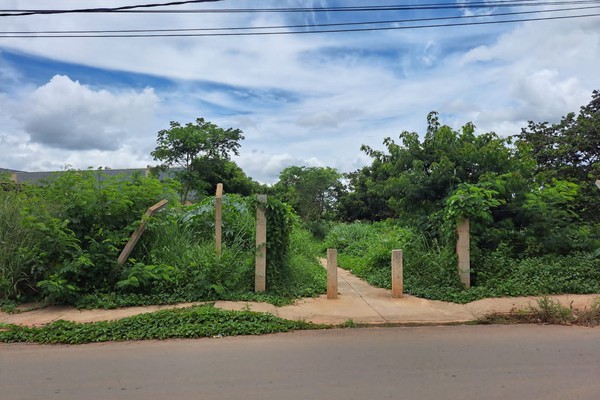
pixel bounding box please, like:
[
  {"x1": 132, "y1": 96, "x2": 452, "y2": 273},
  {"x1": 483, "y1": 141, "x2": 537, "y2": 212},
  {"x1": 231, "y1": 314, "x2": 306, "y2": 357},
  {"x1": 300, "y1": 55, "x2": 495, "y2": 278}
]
[
  {"x1": 191, "y1": 157, "x2": 259, "y2": 197},
  {"x1": 517, "y1": 90, "x2": 600, "y2": 221},
  {"x1": 273, "y1": 166, "x2": 342, "y2": 222},
  {"x1": 151, "y1": 118, "x2": 244, "y2": 203},
  {"x1": 351, "y1": 112, "x2": 525, "y2": 227},
  {"x1": 518, "y1": 90, "x2": 600, "y2": 181}
]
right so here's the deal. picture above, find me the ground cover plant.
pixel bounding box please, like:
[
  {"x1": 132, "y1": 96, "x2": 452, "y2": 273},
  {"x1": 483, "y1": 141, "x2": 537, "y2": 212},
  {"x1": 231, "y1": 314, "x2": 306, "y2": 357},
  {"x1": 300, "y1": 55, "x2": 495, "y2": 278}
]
[{"x1": 0, "y1": 304, "x2": 323, "y2": 344}]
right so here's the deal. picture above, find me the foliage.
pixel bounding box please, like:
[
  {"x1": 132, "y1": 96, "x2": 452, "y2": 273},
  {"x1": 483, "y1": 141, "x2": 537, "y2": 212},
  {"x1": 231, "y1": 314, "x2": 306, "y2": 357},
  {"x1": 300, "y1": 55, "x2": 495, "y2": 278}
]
[
  {"x1": 324, "y1": 220, "x2": 600, "y2": 304},
  {"x1": 0, "y1": 170, "x2": 179, "y2": 302},
  {"x1": 190, "y1": 157, "x2": 259, "y2": 198},
  {"x1": 346, "y1": 112, "x2": 522, "y2": 227},
  {"x1": 480, "y1": 296, "x2": 600, "y2": 326},
  {"x1": 517, "y1": 90, "x2": 600, "y2": 222},
  {"x1": 518, "y1": 90, "x2": 600, "y2": 182},
  {"x1": 73, "y1": 194, "x2": 325, "y2": 308},
  {"x1": 151, "y1": 118, "x2": 245, "y2": 202},
  {"x1": 273, "y1": 166, "x2": 343, "y2": 222},
  {"x1": 0, "y1": 305, "x2": 323, "y2": 344},
  {"x1": 0, "y1": 189, "x2": 82, "y2": 301}
]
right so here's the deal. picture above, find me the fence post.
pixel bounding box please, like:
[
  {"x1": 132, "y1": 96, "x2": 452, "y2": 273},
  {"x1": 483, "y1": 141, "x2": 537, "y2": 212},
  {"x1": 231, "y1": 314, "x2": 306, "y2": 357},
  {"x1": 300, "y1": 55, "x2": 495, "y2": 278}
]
[
  {"x1": 117, "y1": 199, "x2": 169, "y2": 265},
  {"x1": 456, "y1": 218, "x2": 471, "y2": 289},
  {"x1": 255, "y1": 195, "x2": 267, "y2": 292},
  {"x1": 215, "y1": 183, "x2": 223, "y2": 254},
  {"x1": 391, "y1": 250, "x2": 403, "y2": 298},
  {"x1": 327, "y1": 249, "x2": 338, "y2": 299}
]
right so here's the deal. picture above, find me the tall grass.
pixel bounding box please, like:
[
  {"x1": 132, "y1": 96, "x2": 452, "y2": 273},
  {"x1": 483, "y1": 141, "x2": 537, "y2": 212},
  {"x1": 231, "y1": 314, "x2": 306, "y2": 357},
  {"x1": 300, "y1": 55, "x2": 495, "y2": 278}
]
[{"x1": 0, "y1": 192, "x2": 40, "y2": 300}]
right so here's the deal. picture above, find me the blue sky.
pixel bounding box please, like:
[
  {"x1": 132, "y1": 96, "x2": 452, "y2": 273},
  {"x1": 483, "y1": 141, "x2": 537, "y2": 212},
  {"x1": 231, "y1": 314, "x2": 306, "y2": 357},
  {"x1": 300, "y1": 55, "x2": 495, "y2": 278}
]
[{"x1": 1, "y1": 0, "x2": 599, "y2": 182}]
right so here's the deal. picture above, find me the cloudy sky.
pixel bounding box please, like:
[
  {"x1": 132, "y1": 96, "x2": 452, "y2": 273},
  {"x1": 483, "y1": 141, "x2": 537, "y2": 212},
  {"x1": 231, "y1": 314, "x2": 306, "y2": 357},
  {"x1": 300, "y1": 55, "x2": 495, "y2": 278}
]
[{"x1": 1, "y1": 0, "x2": 599, "y2": 183}]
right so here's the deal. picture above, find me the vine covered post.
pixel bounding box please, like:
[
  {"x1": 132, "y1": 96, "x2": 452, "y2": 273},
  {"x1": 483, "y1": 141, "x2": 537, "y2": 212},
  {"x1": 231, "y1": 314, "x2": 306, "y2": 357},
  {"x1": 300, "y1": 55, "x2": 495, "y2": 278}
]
[
  {"x1": 255, "y1": 195, "x2": 267, "y2": 292},
  {"x1": 215, "y1": 183, "x2": 223, "y2": 254},
  {"x1": 456, "y1": 218, "x2": 470, "y2": 289},
  {"x1": 327, "y1": 249, "x2": 338, "y2": 299}
]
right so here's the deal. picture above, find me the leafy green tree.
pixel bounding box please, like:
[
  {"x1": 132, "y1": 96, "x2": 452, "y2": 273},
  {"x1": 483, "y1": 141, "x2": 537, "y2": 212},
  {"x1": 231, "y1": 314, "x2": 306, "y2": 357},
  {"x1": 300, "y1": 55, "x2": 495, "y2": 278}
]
[
  {"x1": 517, "y1": 90, "x2": 600, "y2": 222},
  {"x1": 191, "y1": 158, "x2": 259, "y2": 197},
  {"x1": 273, "y1": 166, "x2": 343, "y2": 222},
  {"x1": 350, "y1": 112, "x2": 525, "y2": 227},
  {"x1": 518, "y1": 90, "x2": 600, "y2": 181},
  {"x1": 151, "y1": 118, "x2": 244, "y2": 203}
]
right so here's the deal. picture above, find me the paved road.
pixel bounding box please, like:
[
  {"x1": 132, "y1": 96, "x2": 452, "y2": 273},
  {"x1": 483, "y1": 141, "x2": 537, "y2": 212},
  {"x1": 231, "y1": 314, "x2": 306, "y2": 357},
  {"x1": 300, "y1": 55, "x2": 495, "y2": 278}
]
[{"x1": 1, "y1": 325, "x2": 599, "y2": 400}]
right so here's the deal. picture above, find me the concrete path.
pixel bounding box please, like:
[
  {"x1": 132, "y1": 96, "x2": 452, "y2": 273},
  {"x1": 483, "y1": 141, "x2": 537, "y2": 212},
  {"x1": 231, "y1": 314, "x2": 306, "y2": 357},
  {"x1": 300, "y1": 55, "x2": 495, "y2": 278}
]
[{"x1": 1, "y1": 267, "x2": 598, "y2": 327}]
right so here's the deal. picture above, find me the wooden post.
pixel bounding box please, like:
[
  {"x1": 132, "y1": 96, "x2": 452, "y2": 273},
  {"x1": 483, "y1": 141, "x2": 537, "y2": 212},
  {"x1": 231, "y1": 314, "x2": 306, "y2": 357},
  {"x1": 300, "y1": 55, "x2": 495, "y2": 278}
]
[
  {"x1": 255, "y1": 195, "x2": 267, "y2": 292},
  {"x1": 9, "y1": 172, "x2": 20, "y2": 192},
  {"x1": 391, "y1": 250, "x2": 403, "y2": 298},
  {"x1": 117, "y1": 199, "x2": 168, "y2": 265},
  {"x1": 596, "y1": 180, "x2": 600, "y2": 189},
  {"x1": 456, "y1": 218, "x2": 471, "y2": 289},
  {"x1": 327, "y1": 249, "x2": 338, "y2": 299},
  {"x1": 215, "y1": 183, "x2": 223, "y2": 254}
]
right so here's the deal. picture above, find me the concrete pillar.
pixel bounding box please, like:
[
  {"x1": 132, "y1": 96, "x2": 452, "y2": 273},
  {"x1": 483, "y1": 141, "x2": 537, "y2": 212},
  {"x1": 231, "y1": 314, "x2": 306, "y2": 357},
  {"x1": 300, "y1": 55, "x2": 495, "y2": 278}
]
[
  {"x1": 456, "y1": 218, "x2": 470, "y2": 289},
  {"x1": 215, "y1": 183, "x2": 223, "y2": 254},
  {"x1": 255, "y1": 195, "x2": 267, "y2": 292},
  {"x1": 391, "y1": 250, "x2": 403, "y2": 298},
  {"x1": 327, "y1": 249, "x2": 338, "y2": 299}
]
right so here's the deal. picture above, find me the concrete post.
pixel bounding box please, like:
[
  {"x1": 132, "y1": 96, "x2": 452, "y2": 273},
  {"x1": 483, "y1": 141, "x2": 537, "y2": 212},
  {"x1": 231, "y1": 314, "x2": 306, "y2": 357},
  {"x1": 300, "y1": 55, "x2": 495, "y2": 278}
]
[
  {"x1": 327, "y1": 249, "x2": 338, "y2": 299},
  {"x1": 215, "y1": 183, "x2": 223, "y2": 255},
  {"x1": 391, "y1": 250, "x2": 403, "y2": 298},
  {"x1": 255, "y1": 195, "x2": 267, "y2": 292},
  {"x1": 456, "y1": 218, "x2": 471, "y2": 289}
]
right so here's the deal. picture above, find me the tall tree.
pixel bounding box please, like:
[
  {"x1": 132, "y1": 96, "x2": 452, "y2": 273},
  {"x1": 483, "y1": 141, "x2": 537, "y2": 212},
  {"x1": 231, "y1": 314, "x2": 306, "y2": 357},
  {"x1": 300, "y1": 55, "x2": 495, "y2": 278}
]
[
  {"x1": 351, "y1": 112, "x2": 524, "y2": 225},
  {"x1": 518, "y1": 90, "x2": 600, "y2": 181},
  {"x1": 517, "y1": 90, "x2": 600, "y2": 221},
  {"x1": 151, "y1": 118, "x2": 244, "y2": 203}
]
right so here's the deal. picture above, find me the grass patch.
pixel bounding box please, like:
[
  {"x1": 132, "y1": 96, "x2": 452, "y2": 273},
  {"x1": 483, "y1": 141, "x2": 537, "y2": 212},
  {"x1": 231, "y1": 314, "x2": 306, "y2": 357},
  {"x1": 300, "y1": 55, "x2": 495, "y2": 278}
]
[
  {"x1": 480, "y1": 296, "x2": 600, "y2": 326},
  {"x1": 0, "y1": 304, "x2": 325, "y2": 344}
]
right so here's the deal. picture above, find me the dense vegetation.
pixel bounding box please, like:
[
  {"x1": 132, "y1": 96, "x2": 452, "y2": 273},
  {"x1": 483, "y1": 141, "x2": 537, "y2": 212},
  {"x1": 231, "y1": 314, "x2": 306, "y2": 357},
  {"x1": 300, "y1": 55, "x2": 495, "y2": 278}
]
[
  {"x1": 318, "y1": 90, "x2": 600, "y2": 301},
  {"x1": 0, "y1": 171, "x2": 325, "y2": 308},
  {"x1": 1, "y1": 91, "x2": 599, "y2": 310}
]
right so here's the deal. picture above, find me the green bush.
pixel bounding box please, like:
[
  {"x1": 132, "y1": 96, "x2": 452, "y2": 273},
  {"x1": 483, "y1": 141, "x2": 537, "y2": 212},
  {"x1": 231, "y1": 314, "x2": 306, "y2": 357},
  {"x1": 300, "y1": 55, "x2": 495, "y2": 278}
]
[{"x1": 0, "y1": 190, "x2": 83, "y2": 301}]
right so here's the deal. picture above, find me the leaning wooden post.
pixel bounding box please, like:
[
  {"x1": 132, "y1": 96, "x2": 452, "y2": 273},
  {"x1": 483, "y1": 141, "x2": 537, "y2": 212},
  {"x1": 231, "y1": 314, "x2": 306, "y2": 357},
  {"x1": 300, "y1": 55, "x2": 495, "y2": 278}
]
[
  {"x1": 117, "y1": 199, "x2": 169, "y2": 265},
  {"x1": 391, "y1": 250, "x2": 403, "y2": 298},
  {"x1": 255, "y1": 195, "x2": 267, "y2": 292},
  {"x1": 327, "y1": 249, "x2": 338, "y2": 299},
  {"x1": 456, "y1": 218, "x2": 471, "y2": 289},
  {"x1": 215, "y1": 183, "x2": 223, "y2": 254}
]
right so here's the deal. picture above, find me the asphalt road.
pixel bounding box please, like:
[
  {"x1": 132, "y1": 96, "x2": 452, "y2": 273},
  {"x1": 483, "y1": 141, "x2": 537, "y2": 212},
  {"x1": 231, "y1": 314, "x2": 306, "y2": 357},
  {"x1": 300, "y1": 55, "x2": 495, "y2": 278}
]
[{"x1": 1, "y1": 325, "x2": 599, "y2": 400}]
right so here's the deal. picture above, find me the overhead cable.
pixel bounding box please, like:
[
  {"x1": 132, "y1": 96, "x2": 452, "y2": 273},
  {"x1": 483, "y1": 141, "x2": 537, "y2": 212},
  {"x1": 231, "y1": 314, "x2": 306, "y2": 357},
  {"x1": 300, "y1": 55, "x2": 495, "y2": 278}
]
[
  {"x1": 1, "y1": 5, "x2": 598, "y2": 35},
  {"x1": 2, "y1": 0, "x2": 600, "y2": 16},
  {"x1": 0, "y1": 10, "x2": 598, "y2": 37}
]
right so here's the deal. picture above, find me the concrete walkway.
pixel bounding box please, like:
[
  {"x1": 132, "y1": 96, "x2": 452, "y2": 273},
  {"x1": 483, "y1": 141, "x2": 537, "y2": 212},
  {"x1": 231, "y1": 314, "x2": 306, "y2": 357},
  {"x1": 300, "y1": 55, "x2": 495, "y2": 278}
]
[{"x1": 1, "y1": 267, "x2": 598, "y2": 327}]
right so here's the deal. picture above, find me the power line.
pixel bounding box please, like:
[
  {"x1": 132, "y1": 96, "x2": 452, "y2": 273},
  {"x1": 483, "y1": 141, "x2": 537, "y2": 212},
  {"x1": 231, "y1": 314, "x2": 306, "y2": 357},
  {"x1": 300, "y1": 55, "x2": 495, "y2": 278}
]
[
  {"x1": 1, "y1": 5, "x2": 598, "y2": 35},
  {"x1": 0, "y1": 10, "x2": 598, "y2": 37},
  {"x1": 2, "y1": 0, "x2": 600, "y2": 16},
  {"x1": 0, "y1": 0, "x2": 222, "y2": 17}
]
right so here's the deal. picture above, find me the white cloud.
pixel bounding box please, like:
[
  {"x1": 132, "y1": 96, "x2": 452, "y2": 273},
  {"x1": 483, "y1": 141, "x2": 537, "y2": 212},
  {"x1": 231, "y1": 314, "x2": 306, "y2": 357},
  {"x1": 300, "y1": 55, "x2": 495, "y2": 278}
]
[{"x1": 16, "y1": 75, "x2": 159, "y2": 150}]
